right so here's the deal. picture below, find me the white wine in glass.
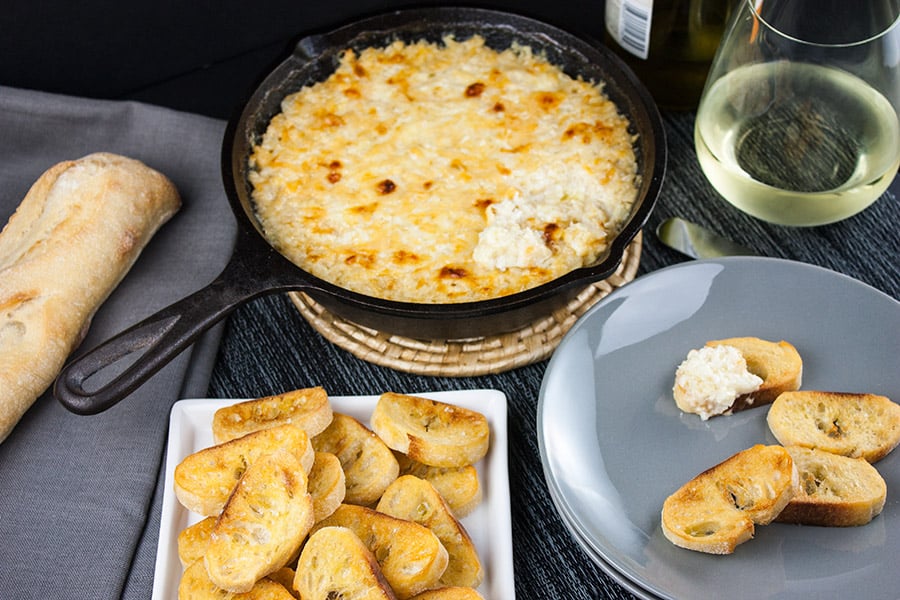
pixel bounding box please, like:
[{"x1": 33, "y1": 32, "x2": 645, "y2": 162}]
[{"x1": 694, "y1": 0, "x2": 900, "y2": 226}]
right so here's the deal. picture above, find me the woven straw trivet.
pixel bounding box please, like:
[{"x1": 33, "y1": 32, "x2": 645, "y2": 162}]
[{"x1": 288, "y1": 232, "x2": 642, "y2": 376}]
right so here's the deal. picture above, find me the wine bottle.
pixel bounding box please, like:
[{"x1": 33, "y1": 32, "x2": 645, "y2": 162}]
[{"x1": 603, "y1": 0, "x2": 731, "y2": 110}]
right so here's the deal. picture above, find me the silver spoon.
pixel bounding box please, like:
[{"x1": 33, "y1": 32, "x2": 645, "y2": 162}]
[{"x1": 655, "y1": 217, "x2": 759, "y2": 259}]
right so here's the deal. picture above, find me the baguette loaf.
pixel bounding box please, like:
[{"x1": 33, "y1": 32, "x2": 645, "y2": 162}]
[
  {"x1": 767, "y1": 391, "x2": 900, "y2": 463},
  {"x1": 205, "y1": 448, "x2": 315, "y2": 593},
  {"x1": 661, "y1": 445, "x2": 798, "y2": 554},
  {"x1": 175, "y1": 424, "x2": 314, "y2": 516},
  {"x1": 293, "y1": 526, "x2": 398, "y2": 600},
  {"x1": 313, "y1": 503, "x2": 449, "y2": 599},
  {"x1": 311, "y1": 413, "x2": 399, "y2": 506},
  {"x1": 212, "y1": 387, "x2": 332, "y2": 444},
  {"x1": 377, "y1": 475, "x2": 484, "y2": 589},
  {"x1": 178, "y1": 559, "x2": 296, "y2": 599},
  {"x1": 0, "y1": 152, "x2": 180, "y2": 442},
  {"x1": 776, "y1": 446, "x2": 887, "y2": 527},
  {"x1": 371, "y1": 393, "x2": 490, "y2": 468}
]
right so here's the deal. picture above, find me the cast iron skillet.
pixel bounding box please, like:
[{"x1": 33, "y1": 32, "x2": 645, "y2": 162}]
[{"x1": 55, "y1": 6, "x2": 666, "y2": 415}]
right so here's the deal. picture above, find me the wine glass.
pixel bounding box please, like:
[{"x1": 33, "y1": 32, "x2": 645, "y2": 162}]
[{"x1": 694, "y1": 0, "x2": 900, "y2": 226}]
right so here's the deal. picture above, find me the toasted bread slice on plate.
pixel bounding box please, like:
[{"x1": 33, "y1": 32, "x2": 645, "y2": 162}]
[
  {"x1": 174, "y1": 424, "x2": 314, "y2": 516},
  {"x1": 205, "y1": 449, "x2": 315, "y2": 593},
  {"x1": 377, "y1": 475, "x2": 484, "y2": 588},
  {"x1": 313, "y1": 503, "x2": 449, "y2": 598},
  {"x1": 312, "y1": 413, "x2": 399, "y2": 506},
  {"x1": 212, "y1": 387, "x2": 332, "y2": 443},
  {"x1": 776, "y1": 446, "x2": 886, "y2": 527},
  {"x1": 395, "y1": 453, "x2": 482, "y2": 518},
  {"x1": 767, "y1": 391, "x2": 900, "y2": 463},
  {"x1": 661, "y1": 444, "x2": 798, "y2": 554},
  {"x1": 178, "y1": 559, "x2": 296, "y2": 599},
  {"x1": 293, "y1": 526, "x2": 397, "y2": 600},
  {"x1": 372, "y1": 392, "x2": 490, "y2": 468},
  {"x1": 706, "y1": 337, "x2": 802, "y2": 410}
]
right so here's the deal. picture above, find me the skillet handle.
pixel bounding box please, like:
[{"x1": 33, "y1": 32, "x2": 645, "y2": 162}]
[{"x1": 54, "y1": 274, "x2": 258, "y2": 415}]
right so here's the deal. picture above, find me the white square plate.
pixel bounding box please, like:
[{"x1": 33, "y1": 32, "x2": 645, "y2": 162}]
[{"x1": 152, "y1": 389, "x2": 514, "y2": 599}]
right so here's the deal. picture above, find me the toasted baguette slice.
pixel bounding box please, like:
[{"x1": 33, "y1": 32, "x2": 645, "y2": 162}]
[
  {"x1": 775, "y1": 446, "x2": 887, "y2": 527},
  {"x1": 267, "y1": 568, "x2": 299, "y2": 599},
  {"x1": 312, "y1": 413, "x2": 399, "y2": 506},
  {"x1": 293, "y1": 526, "x2": 397, "y2": 600},
  {"x1": 377, "y1": 475, "x2": 483, "y2": 588},
  {"x1": 396, "y1": 453, "x2": 482, "y2": 517},
  {"x1": 706, "y1": 337, "x2": 802, "y2": 411},
  {"x1": 307, "y1": 452, "x2": 346, "y2": 522},
  {"x1": 313, "y1": 503, "x2": 449, "y2": 599},
  {"x1": 409, "y1": 588, "x2": 484, "y2": 600},
  {"x1": 372, "y1": 393, "x2": 490, "y2": 468},
  {"x1": 174, "y1": 424, "x2": 314, "y2": 516},
  {"x1": 212, "y1": 387, "x2": 332, "y2": 443},
  {"x1": 177, "y1": 516, "x2": 216, "y2": 569},
  {"x1": 767, "y1": 391, "x2": 900, "y2": 463},
  {"x1": 178, "y1": 559, "x2": 296, "y2": 599},
  {"x1": 205, "y1": 449, "x2": 316, "y2": 593},
  {"x1": 661, "y1": 444, "x2": 798, "y2": 554}
]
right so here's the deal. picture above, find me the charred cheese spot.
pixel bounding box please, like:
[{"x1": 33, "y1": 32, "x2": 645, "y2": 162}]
[
  {"x1": 376, "y1": 179, "x2": 396, "y2": 195},
  {"x1": 534, "y1": 91, "x2": 563, "y2": 110},
  {"x1": 439, "y1": 266, "x2": 468, "y2": 279},
  {"x1": 465, "y1": 82, "x2": 486, "y2": 97},
  {"x1": 392, "y1": 250, "x2": 421, "y2": 265}
]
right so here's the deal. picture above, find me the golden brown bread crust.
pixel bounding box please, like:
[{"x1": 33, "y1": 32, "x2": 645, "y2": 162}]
[
  {"x1": 706, "y1": 337, "x2": 803, "y2": 411},
  {"x1": 395, "y1": 453, "x2": 482, "y2": 518},
  {"x1": 174, "y1": 424, "x2": 314, "y2": 516},
  {"x1": 177, "y1": 516, "x2": 216, "y2": 569},
  {"x1": 178, "y1": 559, "x2": 296, "y2": 599},
  {"x1": 377, "y1": 475, "x2": 483, "y2": 588},
  {"x1": 372, "y1": 393, "x2": 490, "y2": 468},
  {"x1": 212, "y1": 387, "x2": 333, "y2": 444},
  {"x1": 776, "y1": 446, "x2": 887, "y2": 527},
  {"x1": 307, "y1": 452, "x2": 346, "y2": 522},
  {"x1": 311, "y1": 413, "x2": 399, "y2": 506},
  {"x1": 293, "y1": 526, "x2": 398, "y2": 600},
  {"x1": 312, "y1": 503, "x2": 449, "y2": 599},
  {"x1": 205, "y1": 449, "x2": 315, "y2": 593},
  {"x1": 0, "y1": 152, "x2": 180, "y2": 442},
  {"x1": 661, "y1": 445, "x2": 798, "y2": 554},
  {"x1": 767, "y1": 391, "x2": 900, "y2": 463}
]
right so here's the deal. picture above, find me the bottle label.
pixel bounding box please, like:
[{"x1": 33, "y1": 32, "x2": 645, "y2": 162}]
[{"x1": 605, "y1": 0, "x2": 654, "y2": 60}]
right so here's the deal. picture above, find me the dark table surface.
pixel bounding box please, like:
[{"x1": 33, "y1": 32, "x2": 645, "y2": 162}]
[{"x1": 1, "y1": 3, "x2": 898, "y2": 599}]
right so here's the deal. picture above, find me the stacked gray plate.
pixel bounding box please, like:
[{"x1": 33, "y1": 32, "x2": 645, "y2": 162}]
[{"x1": 538, "y1": 257, "x2": 900, "y2": 600}]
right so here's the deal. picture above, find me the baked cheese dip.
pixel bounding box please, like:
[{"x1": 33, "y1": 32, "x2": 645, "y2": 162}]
[{"x1": 249, "y1": 35, "x2": 638, "y2": 303}]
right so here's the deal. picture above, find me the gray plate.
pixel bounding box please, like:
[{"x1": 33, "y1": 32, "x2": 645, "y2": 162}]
[{"x1": 538, "y1": 257, "x2": 900, "y2": 600}]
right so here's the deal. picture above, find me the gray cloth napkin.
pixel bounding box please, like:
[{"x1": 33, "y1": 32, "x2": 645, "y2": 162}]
[{"x1": 0, "y1": 86, "x2": 235, "y2": 598}]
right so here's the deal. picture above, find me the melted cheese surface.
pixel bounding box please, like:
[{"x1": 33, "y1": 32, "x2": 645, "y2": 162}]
[{"x1": 250, "y1": 36, "x2": 638, "y2": 303}]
